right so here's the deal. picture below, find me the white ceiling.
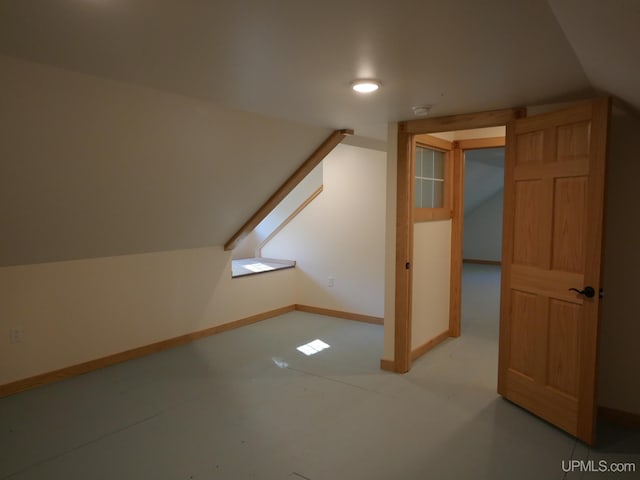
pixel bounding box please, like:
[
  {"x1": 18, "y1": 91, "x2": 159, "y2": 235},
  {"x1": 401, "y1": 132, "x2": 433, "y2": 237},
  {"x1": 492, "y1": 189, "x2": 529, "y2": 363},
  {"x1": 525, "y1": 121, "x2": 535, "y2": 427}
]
[{"x1": 2, "y1": 0, "x2": 635, "y2": 139}]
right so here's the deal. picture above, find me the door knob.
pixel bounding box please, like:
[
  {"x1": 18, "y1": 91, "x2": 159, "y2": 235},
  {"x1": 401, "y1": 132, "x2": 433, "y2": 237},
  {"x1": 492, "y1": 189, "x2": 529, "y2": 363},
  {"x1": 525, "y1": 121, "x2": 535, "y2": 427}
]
[{"x1": 569, "y1": 286, "x2": 596, "y2": 298}]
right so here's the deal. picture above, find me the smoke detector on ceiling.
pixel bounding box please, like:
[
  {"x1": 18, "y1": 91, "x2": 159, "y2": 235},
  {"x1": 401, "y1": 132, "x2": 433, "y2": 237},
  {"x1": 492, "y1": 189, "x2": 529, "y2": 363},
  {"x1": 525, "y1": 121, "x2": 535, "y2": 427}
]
[{"x1": 412, "y1": 105, "x2": 432, "y2": 116}]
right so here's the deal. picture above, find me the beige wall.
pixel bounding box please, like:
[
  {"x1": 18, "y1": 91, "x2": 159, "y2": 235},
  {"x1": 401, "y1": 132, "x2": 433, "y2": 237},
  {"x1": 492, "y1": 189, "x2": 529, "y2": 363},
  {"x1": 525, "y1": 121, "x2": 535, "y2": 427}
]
[
  {"x1": 262, "y1": 143, "x2": 387, "y2": 318},
  {"x1": 0, "y1": 247, "x2": 296, "y2": 385},
  {"x1": 0, "y1": 55, "x2": 328, "y2": 387},
  {"x1": 412, "y1": 221, "x2": 452, "y2": 349}
]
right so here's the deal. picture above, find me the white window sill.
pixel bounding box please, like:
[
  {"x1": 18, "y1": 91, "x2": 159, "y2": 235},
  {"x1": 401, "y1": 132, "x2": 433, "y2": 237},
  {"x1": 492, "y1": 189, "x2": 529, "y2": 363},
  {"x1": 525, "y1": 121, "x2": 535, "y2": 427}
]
[{"x1": 231, "y1": 257, "x2": 296, "y2": 278}]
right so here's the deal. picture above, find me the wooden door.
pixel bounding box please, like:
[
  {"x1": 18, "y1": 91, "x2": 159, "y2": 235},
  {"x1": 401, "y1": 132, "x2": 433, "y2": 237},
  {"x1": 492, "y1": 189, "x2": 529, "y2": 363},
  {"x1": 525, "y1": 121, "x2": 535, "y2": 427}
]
[{"x1": 498, "y1": 98, "x2": 610, "y2": 444}]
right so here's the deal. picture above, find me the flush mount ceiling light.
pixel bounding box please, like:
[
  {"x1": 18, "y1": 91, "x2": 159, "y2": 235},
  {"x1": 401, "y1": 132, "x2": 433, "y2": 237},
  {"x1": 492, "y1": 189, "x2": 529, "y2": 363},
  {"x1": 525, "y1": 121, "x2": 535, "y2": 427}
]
[
  {"x1": 351, "y1": 79, "x2": 381, "y2": 94},
  {"x1": 412, "y1": 105, "x2": 432, "y2": 116}
]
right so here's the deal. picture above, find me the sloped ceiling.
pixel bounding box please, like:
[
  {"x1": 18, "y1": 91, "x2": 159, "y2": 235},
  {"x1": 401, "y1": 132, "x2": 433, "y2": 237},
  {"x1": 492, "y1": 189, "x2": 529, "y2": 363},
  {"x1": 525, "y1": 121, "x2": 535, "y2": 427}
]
[
  {"x1": 0, "y1": 0, "x2": 598, "y2": 139},
  {"x1": 464, "y1": 148, "x2": 504, "y2": 215},
  {"x1": 547, "y1": 0, "x2": 640, "y2": 113},
  {"x1": 0, "y1": 0, "x2": 638, "y2": 265}
]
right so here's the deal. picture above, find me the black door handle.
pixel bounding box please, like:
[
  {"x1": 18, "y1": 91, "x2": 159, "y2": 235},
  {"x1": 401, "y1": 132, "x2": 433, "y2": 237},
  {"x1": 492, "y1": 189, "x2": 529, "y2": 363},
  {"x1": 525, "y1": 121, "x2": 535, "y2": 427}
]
[{"x1": 569, "y1": 286, "x2": 596, "y2": 298}]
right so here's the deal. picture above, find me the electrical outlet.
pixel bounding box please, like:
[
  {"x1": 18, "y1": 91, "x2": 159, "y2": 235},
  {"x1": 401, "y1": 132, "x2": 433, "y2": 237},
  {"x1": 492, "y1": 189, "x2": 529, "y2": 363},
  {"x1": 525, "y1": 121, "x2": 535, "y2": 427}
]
[
  {"x1": 9, "y1": 328, "x2": 23, "y2": 344},
  {"x1": 328, "y1": 276, "x2": 335, "y2": 287}
]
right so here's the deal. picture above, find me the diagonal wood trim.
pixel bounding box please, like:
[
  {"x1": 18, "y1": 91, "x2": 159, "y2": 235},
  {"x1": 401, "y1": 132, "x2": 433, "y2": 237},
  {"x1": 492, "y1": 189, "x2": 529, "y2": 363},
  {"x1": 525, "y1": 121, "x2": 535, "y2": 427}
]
[
  {"x1": 225, "y1": 129, "x2": 353, "y2": 251},
  {"x1": 255, "y1": 185, "x2": 324, "y2": 257},
  {"x1": 400, "y1": 108, "x2": 525, "y2": 134},
  {"x1": 0, "y1": 305, "x2": 296, "y2": 398},
  {"x1": 411, "y1": 329, "x2": 450, "y2": 361},
  {"x1": 295, "y1": 304, "x2": 383, "y2": 325}
]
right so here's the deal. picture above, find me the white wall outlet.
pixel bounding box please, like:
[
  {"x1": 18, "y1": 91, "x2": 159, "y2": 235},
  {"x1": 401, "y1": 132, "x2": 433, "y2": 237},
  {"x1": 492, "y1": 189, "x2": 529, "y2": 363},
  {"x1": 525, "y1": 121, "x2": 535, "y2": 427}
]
[
  {"x1": 9, "y1": 328, "x2": 23, "y2": 344},
  {"x1": 327, "y1": 276, "x2": 335, "y2": 287}
]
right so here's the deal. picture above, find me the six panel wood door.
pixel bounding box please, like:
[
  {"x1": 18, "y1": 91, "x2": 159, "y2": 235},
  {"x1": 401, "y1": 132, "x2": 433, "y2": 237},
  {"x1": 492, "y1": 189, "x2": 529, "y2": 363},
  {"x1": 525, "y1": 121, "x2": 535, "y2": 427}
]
[{"x1": 498, "y1": 98, "x2": 610, "y2": 445}]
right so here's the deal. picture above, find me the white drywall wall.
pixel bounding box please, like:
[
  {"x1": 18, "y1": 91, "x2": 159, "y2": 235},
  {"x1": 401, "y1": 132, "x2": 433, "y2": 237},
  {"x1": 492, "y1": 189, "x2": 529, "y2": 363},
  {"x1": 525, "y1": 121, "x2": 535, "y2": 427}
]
[
  {"x1": 0, "y1": 247, "x2": 296, "y2": 385},
  {"x1": 262, "y1": 143, "x2": 387, "y2": 318},
  {"x1": 233, "y1": 163, "x2": 323, "y2": 259},
  {"x1": 411, "y1": 220, "x2": 452, "y2": 349},
  {"x1": 463, "y1": 189, "x2": 504, "y2": 262}
]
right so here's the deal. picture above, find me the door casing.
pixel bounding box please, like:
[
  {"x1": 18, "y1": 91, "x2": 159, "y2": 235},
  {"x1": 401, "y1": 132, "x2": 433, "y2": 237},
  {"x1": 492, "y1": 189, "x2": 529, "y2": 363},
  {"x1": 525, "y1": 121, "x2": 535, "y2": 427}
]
[
  {"x1": 393, "y1": 108, "x2": 525, "y2": 373},
  {"x1": 393, "y1": 100, "x2": 609, "y2": 445}
]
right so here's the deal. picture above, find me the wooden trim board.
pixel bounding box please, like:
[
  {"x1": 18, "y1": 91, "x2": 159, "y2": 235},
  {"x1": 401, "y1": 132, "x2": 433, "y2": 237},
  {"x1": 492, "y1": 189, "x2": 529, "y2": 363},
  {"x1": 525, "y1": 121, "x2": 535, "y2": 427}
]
[
  {"x1": 295, "y1": 304, "x2": 384, "y2": 325},
  {"x1": 414, "y1": 208, "x2": 452, "y2": 222},
  {"x1": 380, "y1": 359, "x2": 396, "y2": 372},
  {"x1": 394, "y1": 128, "x2": 414, "y2": 373},
  {"x1": 401, "y1": 108, "x2": 525, "y2": 134},
  {"x1": 411, "y1": 330, "x2": 450, "y2": 361},
  {"x1": 225, "y1": 129, "x2": 353, "y2": 251},
  {"x1": 1, "y1": 304, "x2": 385, "y2": 398},
  {"x1": 456, "y1": 136, "x2": 506, "y2": 150},
  {"x1": 449, "y1": 145, "x2": 464, "y2": 338},
  {"x1": 463, "y1": 258, "x2": 501, "y2": 266},
  {"x1": 0, "y1": 305, "x2": 296, "y2": 398},
  {"x1": 255, "y1": 185, "x2": 323, "y2": 257}
]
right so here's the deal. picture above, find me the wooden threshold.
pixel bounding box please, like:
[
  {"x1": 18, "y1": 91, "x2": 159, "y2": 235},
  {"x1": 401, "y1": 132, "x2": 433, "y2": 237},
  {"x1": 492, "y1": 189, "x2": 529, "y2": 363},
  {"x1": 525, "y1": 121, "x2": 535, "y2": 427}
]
[
  {"x1": 225, "y1": 129, "x2": 353, "y2": 251},
  {"x1": 0, "y1": 305, "x2": 296, "y2": 398}
]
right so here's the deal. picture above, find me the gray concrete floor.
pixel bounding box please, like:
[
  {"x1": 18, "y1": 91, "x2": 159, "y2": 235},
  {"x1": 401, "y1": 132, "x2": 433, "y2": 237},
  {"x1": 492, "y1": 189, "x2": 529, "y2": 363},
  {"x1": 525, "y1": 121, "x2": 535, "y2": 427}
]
[{"x1": 1, "y1": 265, "x2": 638, "y2": 479}]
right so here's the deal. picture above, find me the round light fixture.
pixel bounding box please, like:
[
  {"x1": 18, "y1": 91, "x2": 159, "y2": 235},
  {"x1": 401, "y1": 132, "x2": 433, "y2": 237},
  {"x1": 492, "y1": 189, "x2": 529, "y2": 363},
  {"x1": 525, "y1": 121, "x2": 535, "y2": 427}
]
[
  {"x1": 351, "y1": 79, "x2": 381, "y2": 94},
  {"x1": 412, "y1": 105, "x2": 432, "y2": 116}
]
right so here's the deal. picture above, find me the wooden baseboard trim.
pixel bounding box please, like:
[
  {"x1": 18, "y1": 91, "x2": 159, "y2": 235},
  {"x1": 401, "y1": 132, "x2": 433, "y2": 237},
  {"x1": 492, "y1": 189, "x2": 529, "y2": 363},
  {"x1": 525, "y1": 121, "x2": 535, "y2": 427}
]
[
  {"x1": 463, "y1": 258, "x2": 501, "y2": 266},
  {"x1": 598, "y1": 406, "x2": 640, "y2": 429},
  {"x1": 294, "y1": 304, "x2": 384, "y2": 325},
  {"x1": 380, "y1": 359, "x2": 396, "y2": 372},
  {"x1": 0, "y1": 305, "x2": 296, "y2": 398},
  {"x1": 411, "y1": 330, "x2": 451, "y2": 361}
]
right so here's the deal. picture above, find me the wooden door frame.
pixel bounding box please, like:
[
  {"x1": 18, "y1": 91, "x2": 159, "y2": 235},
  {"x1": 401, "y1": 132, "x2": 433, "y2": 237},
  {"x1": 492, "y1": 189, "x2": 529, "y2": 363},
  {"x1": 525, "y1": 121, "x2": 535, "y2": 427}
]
[
  {"x1": 449, "y1": 136, "x2": 507, "y2": 336},
  {"x1": 393, "y1": 108, "x2": 526, "y2": 373}
]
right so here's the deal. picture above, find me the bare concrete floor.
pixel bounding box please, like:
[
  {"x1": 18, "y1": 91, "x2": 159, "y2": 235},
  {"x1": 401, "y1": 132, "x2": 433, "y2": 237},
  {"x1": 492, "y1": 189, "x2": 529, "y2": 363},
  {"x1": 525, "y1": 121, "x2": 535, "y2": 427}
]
[{"x1": 1, "y1": 265, "x2": 638, "y2": 479}]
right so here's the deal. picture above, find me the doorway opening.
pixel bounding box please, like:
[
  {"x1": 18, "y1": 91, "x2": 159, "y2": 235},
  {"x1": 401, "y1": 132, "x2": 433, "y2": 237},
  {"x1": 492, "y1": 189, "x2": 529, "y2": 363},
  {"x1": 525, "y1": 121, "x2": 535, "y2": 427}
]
[
  {"x1": 411, "y1": 128, "x2": 506, "y2": 379},
  {"x1": 393, "y1": 100, "x2": 611, "y2": 445}
]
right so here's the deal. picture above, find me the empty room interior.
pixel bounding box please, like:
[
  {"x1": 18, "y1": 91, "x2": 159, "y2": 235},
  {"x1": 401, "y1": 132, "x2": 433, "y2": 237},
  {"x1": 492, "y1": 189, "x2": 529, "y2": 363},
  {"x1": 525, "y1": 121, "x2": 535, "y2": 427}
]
[{"x1": 1, "y1": 1, "x2": 640, "y2": 479}]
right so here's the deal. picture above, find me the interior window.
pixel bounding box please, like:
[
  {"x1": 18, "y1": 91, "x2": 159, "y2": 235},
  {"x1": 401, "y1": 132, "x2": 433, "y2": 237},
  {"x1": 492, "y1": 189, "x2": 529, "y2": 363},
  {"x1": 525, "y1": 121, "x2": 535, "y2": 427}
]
[{"x1": 415, "y1": 146, "x2": 446, "y2": 209}]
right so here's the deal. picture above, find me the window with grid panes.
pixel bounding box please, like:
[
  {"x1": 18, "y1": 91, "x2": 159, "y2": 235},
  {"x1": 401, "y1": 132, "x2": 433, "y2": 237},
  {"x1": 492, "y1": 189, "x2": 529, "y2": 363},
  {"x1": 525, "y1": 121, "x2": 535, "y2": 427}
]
[{"x1": 415, "y1": 145, "x2": 446, "y2": 208}]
